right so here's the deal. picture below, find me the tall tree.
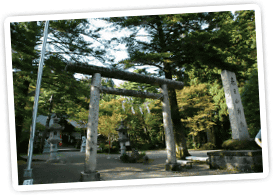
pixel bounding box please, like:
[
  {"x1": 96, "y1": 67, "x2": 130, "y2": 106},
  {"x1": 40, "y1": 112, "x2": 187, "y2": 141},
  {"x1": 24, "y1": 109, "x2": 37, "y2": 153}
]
[
  {"x1": 106, "y1": 14, "x2": 208, "y2": 158},
  {"x1": 106, "y1": 10, "x2": 257, "y2": 155},
  {"x1": 241, "y1": 68, "x2": 260, "y2": 137},
  {"x1": 119, "y1": 76, "x2": 164, "y2": 149},
  {"x1": 11, "y1": 21, "x2": 43, "y2": 158},
  {"x1": 11, "y1": 19, "x2": 112, "y2": 155},
  {"x1": 180, "y1": 10, "x2": 258, "y2": 145},
  {"x1": 177, "y1": 83, "x2": 216, "y2": 148}
]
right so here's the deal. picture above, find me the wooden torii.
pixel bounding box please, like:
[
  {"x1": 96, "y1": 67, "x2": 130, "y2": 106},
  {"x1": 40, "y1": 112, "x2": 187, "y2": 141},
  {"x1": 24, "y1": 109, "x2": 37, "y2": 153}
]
[{"x1": 66, "y1": 63, "x2": 184, "y2": 181}]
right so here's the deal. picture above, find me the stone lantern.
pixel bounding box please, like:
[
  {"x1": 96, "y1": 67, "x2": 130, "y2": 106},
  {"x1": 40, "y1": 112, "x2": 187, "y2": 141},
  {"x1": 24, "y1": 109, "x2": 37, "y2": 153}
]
[
  {"x1": 80, "y1": 136, "x2": 86, "y2": 153},
  {"x1": 46, "y1": 117, "x2": 64, "y2": 163},
  {"x1": 116, "y1": 120, "x2": 129, "y2": 155}
]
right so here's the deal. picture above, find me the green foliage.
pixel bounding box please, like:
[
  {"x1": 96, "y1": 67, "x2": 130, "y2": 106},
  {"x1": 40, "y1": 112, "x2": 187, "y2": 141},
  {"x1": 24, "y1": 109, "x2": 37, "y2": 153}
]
[
  {"x1": 177, "y1": 83, "x2": 216, "y2": 136},
  {"x1": 98, "y1": 108, "x2": 123, "y2": 140},
  {"x1": 222, "y1": 139, "x2": 261, "y2": 150},
  {"x1": 48, "y1": 19, "x2": 110, "y2": 64},
  {"x1": 119, "y1": 151, "x2": 148, "y2": 163},
  {"x1": 11, "y1": 21, "x2": 43, "y2": 155},
  {"x1": 106, "y1": 11, "x2": 258, "y2": 151},
  {"x1": 11, "y1": 19, "x2": 112, "y2": 155},
  {"x1": 11, "y1": 10, "x2": 259, "y2": 155},
  {"x1": 98, "y1": 143, "x2": 119, "y2": 154},
  {"x1": 241, "y1": 67, "x2": 260, "y2": 137},
  {"x1": 120, "y1": 153, "x2": 135, "y2": 163},
  {"x1": 199, "y1": 142, "x2": 216, "y2": 150},
  {"x1": 117, "y1": 80, "x2": 165, "y2": 148}
]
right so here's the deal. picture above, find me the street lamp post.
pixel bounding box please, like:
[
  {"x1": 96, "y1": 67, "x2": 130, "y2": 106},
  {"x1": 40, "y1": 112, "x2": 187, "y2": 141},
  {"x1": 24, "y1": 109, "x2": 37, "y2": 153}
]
[{"x1": 23, "y1": 20, "x2": 49, "y2": 183}]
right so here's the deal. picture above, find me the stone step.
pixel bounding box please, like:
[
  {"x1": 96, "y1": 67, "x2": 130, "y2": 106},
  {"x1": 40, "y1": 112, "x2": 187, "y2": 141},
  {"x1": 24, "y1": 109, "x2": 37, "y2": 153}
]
[{"x1": 186, "y1": 156, "x2": 209, "y2": 162}]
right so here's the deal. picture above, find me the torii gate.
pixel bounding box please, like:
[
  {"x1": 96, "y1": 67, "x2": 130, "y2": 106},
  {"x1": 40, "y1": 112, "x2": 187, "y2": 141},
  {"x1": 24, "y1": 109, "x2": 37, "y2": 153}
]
[{"x1": 66, "y1": 63, "x2": 184, "y2": 181}]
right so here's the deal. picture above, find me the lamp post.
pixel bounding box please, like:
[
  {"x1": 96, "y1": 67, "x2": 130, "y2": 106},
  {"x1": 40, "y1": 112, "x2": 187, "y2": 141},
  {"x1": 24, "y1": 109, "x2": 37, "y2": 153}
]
[{"x1": 23, "y1": 20, "x2": 49, "y2": 182}]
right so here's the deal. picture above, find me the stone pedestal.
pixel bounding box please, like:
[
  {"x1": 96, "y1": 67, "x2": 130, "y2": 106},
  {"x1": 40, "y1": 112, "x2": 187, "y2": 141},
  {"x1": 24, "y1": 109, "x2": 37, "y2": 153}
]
[
  {"x1": 221, "y1": 70, "x2": 250, "y2": 140},
  {"x1": 120, "y1": 142, "x2": 126, "y2": 155},
  {"x1": 165, "y1": 163, "x2": 182, "y2": 171},
  {"x1": 46, "y1": 143, "x2": 60, "y2": 163},
  {"x1": 207, "y1": 150, "x2": 263, "y2": 172},
  {"x1": 80, "y1": 171, "x2": 100, "y2": 182},
  {"x1": 43, "y1": 139, "x2": 50, "y2": 153},
  {"x1": 23, "y1": 168, "x2": 33, "y2": 178}
]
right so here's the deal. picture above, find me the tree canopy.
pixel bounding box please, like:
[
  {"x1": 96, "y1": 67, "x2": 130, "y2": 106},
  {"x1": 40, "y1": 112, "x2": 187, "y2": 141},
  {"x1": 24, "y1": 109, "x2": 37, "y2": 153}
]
[{"x1": 11, "y1": 10, "x2": 260, "y2": 155}]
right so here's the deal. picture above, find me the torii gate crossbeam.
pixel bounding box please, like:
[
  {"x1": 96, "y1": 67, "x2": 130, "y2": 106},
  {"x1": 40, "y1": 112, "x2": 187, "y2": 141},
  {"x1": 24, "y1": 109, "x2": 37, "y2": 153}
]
[{"x1": 66, "y1": 63, "x2": 184, "y2": 89}]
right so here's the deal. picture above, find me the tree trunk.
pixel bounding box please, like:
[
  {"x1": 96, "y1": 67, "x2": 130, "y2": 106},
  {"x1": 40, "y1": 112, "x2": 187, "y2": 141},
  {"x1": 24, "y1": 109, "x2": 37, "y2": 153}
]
[
  {"x1": 155, "y1": 16, "x2": 190, "y2": 159},
  {"x1": 165, "y1": 68, "x2": 190, "y2": 159},
  {"x1": 161, "y1": 84, "x2": 177, "y2": 164}
]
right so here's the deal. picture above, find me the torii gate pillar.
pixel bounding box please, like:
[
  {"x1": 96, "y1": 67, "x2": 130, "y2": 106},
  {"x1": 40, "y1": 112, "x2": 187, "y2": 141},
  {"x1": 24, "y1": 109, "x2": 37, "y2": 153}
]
[
  {"x1": 161, "y1": 84, "x2": 181, "y2": 171},
  {"x1": 80, "y1": 73, "x2": 101, "y2": 181}
]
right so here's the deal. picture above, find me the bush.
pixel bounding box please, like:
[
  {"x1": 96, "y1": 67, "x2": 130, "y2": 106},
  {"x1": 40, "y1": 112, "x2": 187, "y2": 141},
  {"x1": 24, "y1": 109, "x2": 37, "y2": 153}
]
[
  {"x1": 199, "y1": 142, "x2": 216, "y2": 150},
  {"x1": 222, "y1": 139, "x2": 261, "y2": 150},
  {"x1": 99, "y1": 143, "x2": 105, "y2": 150},
  {"x1": 120, "y1": 153, "x2": 130, "y2": 163},
  {"x1": 119, "y1": 151, "x2": 148, "y2": 163},
  {"x1": 97, "y1": 143, "x2": 119, "y2": 154}
]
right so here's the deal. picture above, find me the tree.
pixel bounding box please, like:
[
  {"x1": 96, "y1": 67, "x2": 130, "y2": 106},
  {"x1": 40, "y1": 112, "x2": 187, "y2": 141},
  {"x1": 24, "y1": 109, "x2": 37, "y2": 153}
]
[
  {"x1": 118, "y1": 77, "x2": 164, "y2": 149},
  {"x1": 106, "y1": 14, "x2": 209, "y2": 158},
  {"x1": 241, "y1": 68, "x2": 260, "y2": 137},
  {"x1": 11, "y1": 19, "x2": 112, "y2": 155},
  {"x1": 177, "y1": 83, "x2": 216, "y2": 148},
  {"x1": 98, "y1": 99, "x2": 125, "y2": 143},
  {"x1": 106, "y1": 10, "x2": 258, "y2": 154},
  {"x1": 11, "y1": 21, "x2": 43, "y2": 157},
  {"x1": 178, "y1": 10, "x2": 258, "y2": 147}
]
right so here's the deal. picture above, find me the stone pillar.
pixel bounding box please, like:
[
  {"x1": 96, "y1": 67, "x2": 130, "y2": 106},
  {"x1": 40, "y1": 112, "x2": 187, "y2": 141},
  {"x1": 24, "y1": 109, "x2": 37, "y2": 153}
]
[
  {"x1": 161, "y1": 84, "x2": 180, "y2": 171},
  {"x1": 221, "y1": 70, "x2": 250, "y2": 140},
  {"x1": 80, "y1": 73, "x2": 101, "y2": 182}
]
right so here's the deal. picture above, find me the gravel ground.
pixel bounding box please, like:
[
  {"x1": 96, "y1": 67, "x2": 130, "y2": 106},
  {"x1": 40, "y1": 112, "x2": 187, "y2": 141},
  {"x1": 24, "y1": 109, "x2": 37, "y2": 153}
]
[{"x1": 17, "y1": 150, "x2": 241, "y2": 185}]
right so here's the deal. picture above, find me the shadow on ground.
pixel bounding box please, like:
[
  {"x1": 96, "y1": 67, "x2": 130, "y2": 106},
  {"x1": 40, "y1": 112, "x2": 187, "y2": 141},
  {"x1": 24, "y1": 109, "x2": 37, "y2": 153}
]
[{"x1": 17, "y1": 151, "x2": 241, "y2": 185}]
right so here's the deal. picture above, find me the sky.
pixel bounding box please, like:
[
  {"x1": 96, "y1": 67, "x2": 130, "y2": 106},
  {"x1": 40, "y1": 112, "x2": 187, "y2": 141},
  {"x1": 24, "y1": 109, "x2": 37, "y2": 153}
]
[{"x1": 73, "y1": 18, "x2": 151, "y2": 86}]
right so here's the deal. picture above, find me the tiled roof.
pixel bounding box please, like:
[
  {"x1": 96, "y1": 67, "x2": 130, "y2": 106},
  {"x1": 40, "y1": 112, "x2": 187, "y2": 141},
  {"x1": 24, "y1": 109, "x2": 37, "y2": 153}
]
[{"x1": 36, "y1": 115, "x2": 87, "y2": 128}]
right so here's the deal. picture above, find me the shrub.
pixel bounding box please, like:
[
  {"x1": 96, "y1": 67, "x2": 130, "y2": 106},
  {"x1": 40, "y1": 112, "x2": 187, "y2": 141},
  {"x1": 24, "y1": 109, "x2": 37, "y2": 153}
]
[
  {"x1": 222, "y1": 139, "x2": 261, "y2": 150},
  {"x1": 98, "y1": 144, "x2": 119, "y2": 154},
  {"x1": 120, "y1": 153, "x2": 131, "y2": 163},
  {"x1": 199, "y1": 142, "x2": 216, "y2": 150},
  {"x1": 99, "y1": 143, "x2": 105, "y2": 150},
  {"x1": 119, "y1": 151, "x2": 148, "y2": 163}
]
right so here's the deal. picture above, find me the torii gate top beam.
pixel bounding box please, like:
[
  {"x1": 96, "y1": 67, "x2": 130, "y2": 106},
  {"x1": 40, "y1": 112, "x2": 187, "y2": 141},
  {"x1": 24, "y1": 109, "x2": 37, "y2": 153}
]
[{"x1": 65, "y1": 63, "x2": 184, "y2": 89}]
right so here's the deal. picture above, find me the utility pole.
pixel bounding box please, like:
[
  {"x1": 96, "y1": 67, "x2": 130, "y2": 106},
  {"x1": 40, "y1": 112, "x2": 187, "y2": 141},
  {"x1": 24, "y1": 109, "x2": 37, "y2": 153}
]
[{"x1": 23, "y1": 20, "x2": 49, "y2": 184}]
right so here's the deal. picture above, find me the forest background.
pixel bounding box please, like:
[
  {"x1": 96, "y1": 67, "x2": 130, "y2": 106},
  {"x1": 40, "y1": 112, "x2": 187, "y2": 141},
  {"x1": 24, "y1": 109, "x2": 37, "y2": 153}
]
[{"x1": 11, "y1": 10, "x2": 260, "y2": 159}]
